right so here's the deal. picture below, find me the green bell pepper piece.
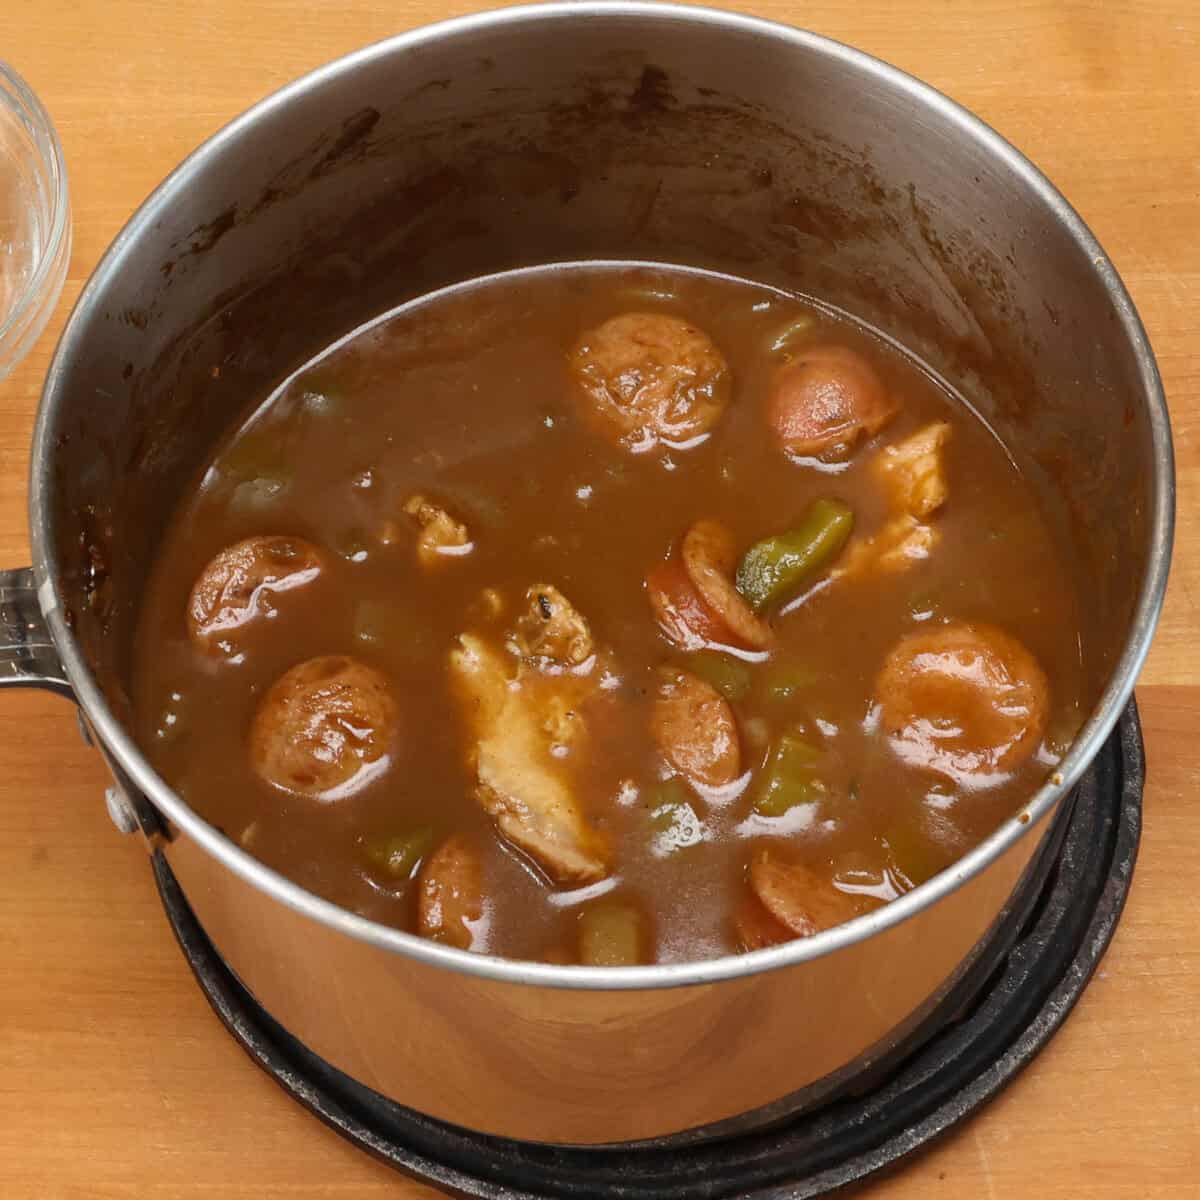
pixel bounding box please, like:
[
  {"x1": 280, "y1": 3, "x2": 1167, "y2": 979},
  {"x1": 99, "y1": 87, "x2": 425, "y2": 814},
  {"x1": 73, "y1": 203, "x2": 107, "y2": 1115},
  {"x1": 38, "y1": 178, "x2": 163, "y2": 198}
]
[{"x1": 735, "y1": 499, "x2": 855, "y2": 612}]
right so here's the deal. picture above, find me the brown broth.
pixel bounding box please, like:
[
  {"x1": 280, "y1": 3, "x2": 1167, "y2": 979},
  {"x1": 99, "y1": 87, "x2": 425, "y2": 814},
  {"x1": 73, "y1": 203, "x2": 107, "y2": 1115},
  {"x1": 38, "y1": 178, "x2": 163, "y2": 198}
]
[{"x1": 132, "y1": 261, "x2": 1083, "y2": 965}]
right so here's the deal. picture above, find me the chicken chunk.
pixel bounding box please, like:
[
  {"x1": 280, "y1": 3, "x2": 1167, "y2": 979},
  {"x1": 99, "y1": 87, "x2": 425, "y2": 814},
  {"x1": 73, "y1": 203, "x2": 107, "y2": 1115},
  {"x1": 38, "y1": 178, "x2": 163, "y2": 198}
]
[
  {"x1": 875, "y1": 421, "x2": 951, "y2": 519},
  {"x1": 449, "y1": 633, "x2": 609, "y2": 886},
  {"x1": 734, "y1": 855, "x2": 866, "y2": 951},
  {"x1": 403, "y1": 494, "x2": 473, "y2": 566},
  {"x1": 651, "y1": 666, "x2": 741, "y2": 790},
  {"x1": 510, "y1": 584, "x2": 595, "y2": 668},
  {"x1": 250, "y1": 655, "x2": 398, "y2": 799},
  {"x1": 833, "y1": 422, "x2": 951, "y2": 579},
  {"x1": 187, "y1": 535, "x2": 324, "y2": 656},
  {"x1": 767, "y1": 345, "x2": 898, "y2": 462},
  {"x1": 417, "y1": 835, "x2": 485, "y2": 951},
  {"x1": 646, "y1": 520, "x2": 772, "y2": 652},
  {"x1": 875, "y1": 622, "x2": 1050, "y2": 782},
  {"x1": 569, "y1": 312, "x2": 731, "y2": 453}
]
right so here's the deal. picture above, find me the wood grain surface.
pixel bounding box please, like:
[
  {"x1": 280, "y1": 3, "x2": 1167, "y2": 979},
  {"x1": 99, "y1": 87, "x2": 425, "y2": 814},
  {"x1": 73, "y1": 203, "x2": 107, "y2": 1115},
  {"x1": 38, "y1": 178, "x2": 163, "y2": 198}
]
[{"x1": 2, "y1": 2, "x2": 1197, "y2": 1196}]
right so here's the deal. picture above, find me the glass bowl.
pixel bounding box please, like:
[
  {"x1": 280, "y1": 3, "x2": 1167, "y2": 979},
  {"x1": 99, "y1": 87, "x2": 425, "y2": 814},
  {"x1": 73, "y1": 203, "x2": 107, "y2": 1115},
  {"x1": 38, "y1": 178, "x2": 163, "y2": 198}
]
[{"x1": 0, "y1": 59, "x2": 70, "y2": 379}]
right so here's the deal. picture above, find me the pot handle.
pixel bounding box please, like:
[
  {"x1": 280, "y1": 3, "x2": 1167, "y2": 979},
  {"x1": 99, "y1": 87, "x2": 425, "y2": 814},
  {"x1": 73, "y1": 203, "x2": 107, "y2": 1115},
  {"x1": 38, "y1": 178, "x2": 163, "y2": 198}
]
[{"x1": 0, "y1": 567, "x2": 74, "y2": 699}]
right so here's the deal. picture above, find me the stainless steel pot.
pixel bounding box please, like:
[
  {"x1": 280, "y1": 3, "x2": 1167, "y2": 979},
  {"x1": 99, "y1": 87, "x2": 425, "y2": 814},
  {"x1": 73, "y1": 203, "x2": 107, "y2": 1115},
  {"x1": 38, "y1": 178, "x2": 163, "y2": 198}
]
[{"x1": 1, "y1": 3, "x2": 1172, "y2": 1146}]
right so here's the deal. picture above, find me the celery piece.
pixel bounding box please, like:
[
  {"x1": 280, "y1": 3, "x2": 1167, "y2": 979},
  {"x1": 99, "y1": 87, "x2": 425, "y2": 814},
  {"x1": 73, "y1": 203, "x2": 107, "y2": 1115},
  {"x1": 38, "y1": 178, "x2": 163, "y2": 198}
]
[
  {"x1": 579, "y1": 903, "x2": 645, "y2": 967},
  {"x1": 753, "y1": 733, "x2": 825, "y2": 817},
  {"x1": 683, "y1": 650, "x2": 752, "y2": 702},
  {"x1": 762, "y1": 662, "x2": 821, "y2": 702},
  {"x1": 647, "y1": 794, "x2": 705, "y2": 855},
  {"x1": 364, "y1": 827, "x2": 435, "y2": 880},
  {"x1": 220, "y1": 428, "x2": 291, "y2": 483},
  {"x1": 769, "y1": 313, "x2": 816, "y2": 353},
  {"x1": 353, "y1": 600, "x2": 392, "y2": 646},
  {"x1": 883, "y1": 821, "x2": 946, "y2": 889},
  {"x1": 336, "y1": 527, "x2": 371, "y2": 563},
  {"x1": 227, "y1": 475, "x2": 290, "y2": 517},
  {"x1": 645, "y1": 779, "x2": 693, "y2": 824}
]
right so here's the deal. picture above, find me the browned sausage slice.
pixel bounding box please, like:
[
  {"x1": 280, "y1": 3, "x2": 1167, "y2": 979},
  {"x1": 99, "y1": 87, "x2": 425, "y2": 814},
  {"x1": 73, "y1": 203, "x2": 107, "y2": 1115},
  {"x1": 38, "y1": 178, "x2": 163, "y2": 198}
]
[
  {"x1": 651, "y1": 667, "x2": 741, "y2": 789},
  {"x1": 646, "y1": 523, "x2": 772, "y2": 652},
  {"x1": 734, "y1": 855, "x2": 866, "y2": 950},
  {"x1": 751, "y1": 856, "x2": 862, "y2": 935},
  {"x1": 680, "y1": 521, "x2": 773, "y2": 650},
  {"x1": 767, "y1": 345, "x2": 897, "y2": 462},
  {"x1": 875, "y1": 622, "x2": 1050, "y2": 780},
  {"x1": 569, "y1": 312, "x2": 730, "y2": 452},
  {"x1": 417, "y1": 835, "x2": 485, "y2": 950},
  {"x1": 645, "y1": 559, "x2": 730, "y2": 651},
  {"x1": 733, "y1": 893, "x2": 793, "y2": 952},
  {"x1": 187, "y1": 535, "x2": 324, "y2": 655},
  {"x1": 250, "y1": 655, "x2": 398, "y2": 799}
]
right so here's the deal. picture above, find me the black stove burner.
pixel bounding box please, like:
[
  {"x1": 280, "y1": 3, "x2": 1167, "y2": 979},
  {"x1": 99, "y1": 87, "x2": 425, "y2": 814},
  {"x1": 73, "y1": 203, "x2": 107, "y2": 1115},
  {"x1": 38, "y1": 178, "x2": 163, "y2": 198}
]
[{"x1": 153, "y1": 702, "x2": 1143, "y2": 1199}]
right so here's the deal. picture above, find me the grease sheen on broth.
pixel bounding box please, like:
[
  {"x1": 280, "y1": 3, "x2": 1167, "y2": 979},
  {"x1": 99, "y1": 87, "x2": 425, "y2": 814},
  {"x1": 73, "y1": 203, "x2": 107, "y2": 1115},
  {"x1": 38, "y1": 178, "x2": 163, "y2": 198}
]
[{"x1": 133, "y1": 262, "x2": 1083, "y2": 966}]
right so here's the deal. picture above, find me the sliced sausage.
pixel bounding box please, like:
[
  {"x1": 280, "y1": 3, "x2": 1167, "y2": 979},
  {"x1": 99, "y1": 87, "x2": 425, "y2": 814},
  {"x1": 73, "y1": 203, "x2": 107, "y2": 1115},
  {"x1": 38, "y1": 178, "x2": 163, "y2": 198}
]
[
  {"x1": 250, "y1": 655, "x2": 398, "y2": 799},
  {"x1": 733, "y1": 893, "x2": 793, "y2": 952},
  {"x1": 403, "y1": 494, "x2": 473, "y2": 566},
  {"x1": 767, "y1": 345, "x2": 897, "y2": 462},
  {"x1": 646, "y1": 559, "x2": 729, "y2": 651},
  {"x1": 651, "y1": 667, "x2": 741, "y2": 789},
  {"x1": 569, "y1": 312, "x2": 730, "y2": 452},
  {"x1": 751, "y1": 856, "x2": 864, "y2": 935},
  {"x1": 417, "y1": 835, "x2": 485, "y2": 951},
  {"x1": 875, "y1": 622, "x2": 1050, "y2": 781},
  {"x1": 187, "y1": 535, "x2": 324, "y2": 655},
  {"x1": 510, "y1": 584, "x2": 595, "y2": 667},
  {"x1": 734, "y1": 855, "x2": 865, "y2": 950},
  {"x1": 646, "y1": 521, "x2": 772, "y2": 652},
  {"x1": 681, "y1": 521, "x2": 773, "y2": 649}
]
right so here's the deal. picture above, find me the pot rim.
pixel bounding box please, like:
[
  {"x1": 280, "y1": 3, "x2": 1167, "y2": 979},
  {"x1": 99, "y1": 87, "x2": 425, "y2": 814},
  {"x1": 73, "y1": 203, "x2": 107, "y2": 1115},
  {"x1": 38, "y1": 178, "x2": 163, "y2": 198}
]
[{"x1": 29, "y1": 1, "x2": 1174, "y2": 992}]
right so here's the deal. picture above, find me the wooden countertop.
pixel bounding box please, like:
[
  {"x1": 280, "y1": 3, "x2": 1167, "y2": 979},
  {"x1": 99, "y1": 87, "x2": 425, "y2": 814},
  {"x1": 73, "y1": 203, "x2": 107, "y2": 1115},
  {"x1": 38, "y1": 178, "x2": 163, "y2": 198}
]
[{"x1": 3, "y1": 2, "x2": 1197, "y2": 1196}]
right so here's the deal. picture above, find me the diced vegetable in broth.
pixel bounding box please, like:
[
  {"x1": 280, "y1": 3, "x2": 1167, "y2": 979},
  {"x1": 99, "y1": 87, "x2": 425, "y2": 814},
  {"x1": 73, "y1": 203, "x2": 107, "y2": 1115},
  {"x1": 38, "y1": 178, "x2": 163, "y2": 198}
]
[
  {"x1": 682, "y1": 650, "x2": 753, "y2": 702},
  {"x1": 364, "y1": 826, "x2": 435, "y2": 880},
  {"x1": 647, "y1": 792, "x2": 706, "y2": 856},
  {"x1": 579, "y1": 902, "x2": 649, "y2": 966},
  {"x1": 227, "y1": 475, "x2": 291, "y2": 518},
  {"x1": 767, "y1": 314, "x2": 816, "y2": 354},
  {"x1": 752, "y1": 734, "x2": 826, "y2": 817},
  {"x1": 762, "y1": 662, "x2": 822, "y2": 702},
  {"x1": 883, "y1": 819, "x2": 952, "y2": 890}
]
